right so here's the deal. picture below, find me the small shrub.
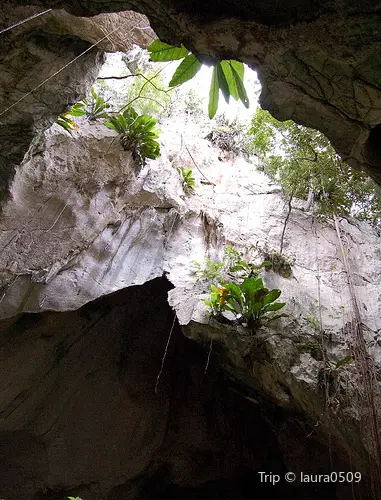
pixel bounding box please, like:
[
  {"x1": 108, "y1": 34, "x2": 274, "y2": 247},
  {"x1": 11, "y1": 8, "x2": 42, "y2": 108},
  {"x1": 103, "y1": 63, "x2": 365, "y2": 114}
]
[
  {"x1": 105, "y1": 107, "x2": 161, "y2": 167},
  {"x1": 198, "y1": 246, "x2": 287, "y2": 333},
  {"x1": 224, "y1": 245, "x2": 272, "y2": 276},
  {"x1": 193, "y1": 258, "x2": 224, "y2": 281},
  {"x1": 178, "y1": 167, "x2": 196, "y2": 194},
  {"x1": 205, "y1": 114, "x2": 249, "y2": 156},
  {"x1": 194, "y1": 246, "x2": 271, "y2": 283}
]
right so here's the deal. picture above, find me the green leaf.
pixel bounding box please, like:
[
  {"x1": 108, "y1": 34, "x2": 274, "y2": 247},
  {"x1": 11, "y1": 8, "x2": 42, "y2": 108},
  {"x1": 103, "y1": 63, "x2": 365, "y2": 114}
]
[
  {"x1": 216, "y1": 62, "x2": 230, "y2": 104},
  {"x1": 262, "y1": 260, "x2": 273, "y2": 268},
  {"x1": 240, "y1": 277, "x2": 263, "y2": 296},
  {"x1": 147, "y1": 39, "x2": 189, "y2": 62},
  {"x1": 169, "y1": 54, "x2": 202, "y2": 87},
  {"x1": 56, "y1": 117, "x2": 76, "y2": 132},
  {"x1": 262, "y1": 302, "x2": 285, "y2": 312},
  {"x1": 220, "y1": 61, "x2": 239, "y2": 100},
  {"x1": 230, "y1": 263, "x2": 249, "y2": 272},
  {"x1": 230, "y1": 60, "x2": 244, "y2": 80},
  {"x1": 231, "y1": 66, "x2": 249, "y2": 108},
  {"x1": 69, "y1": 108, "x2": 86, "y2": 117},
  {"x1": 208, "y1": 65, "x2": 219, "y2": 119},
  {"x1": 262, "y1": 289, "x2": 281, "y2": 305}
]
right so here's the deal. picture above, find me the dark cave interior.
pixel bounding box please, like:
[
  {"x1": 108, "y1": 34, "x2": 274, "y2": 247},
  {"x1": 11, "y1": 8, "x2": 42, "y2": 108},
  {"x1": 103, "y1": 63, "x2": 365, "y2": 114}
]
[{"x1": 0, "y1": 278, "x2": 368, "y2": 499}]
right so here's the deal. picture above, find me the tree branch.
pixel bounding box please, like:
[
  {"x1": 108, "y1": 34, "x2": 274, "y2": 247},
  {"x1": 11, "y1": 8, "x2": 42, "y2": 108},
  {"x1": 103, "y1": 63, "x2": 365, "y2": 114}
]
[{"x1": 98, "y1": 73, "x2": 173, "y2": 95}]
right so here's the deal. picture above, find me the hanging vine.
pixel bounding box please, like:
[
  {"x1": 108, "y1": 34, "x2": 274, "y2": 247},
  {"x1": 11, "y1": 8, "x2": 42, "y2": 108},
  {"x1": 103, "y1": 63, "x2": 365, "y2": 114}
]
[{"x1": 334, "y1": 215, "x2": 381, "y2": 498}]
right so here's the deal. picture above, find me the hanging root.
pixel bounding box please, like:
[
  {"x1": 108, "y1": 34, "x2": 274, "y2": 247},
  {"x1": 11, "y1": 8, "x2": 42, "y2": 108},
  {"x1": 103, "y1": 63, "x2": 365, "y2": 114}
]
[
  {"x1": 155, "y1": 313, "x2": 176, "y2": 394},
  {"x1": 334, "y1": 215, "x2": 381, "y2": 498},
  {"x1": 204, "y1": 338, "x2": 213, "y2": 375}
]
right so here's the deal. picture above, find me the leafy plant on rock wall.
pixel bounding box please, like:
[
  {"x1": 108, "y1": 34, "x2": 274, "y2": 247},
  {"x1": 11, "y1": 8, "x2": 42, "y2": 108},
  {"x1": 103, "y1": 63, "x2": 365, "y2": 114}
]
[
  {"x1": 81, "y1": 88, "x2": 111, "y2": 121},
  {"x1": 147, "y1": 39, "x2": 249, "y2": 118},
  {"x1": 105, "y1": 106, "x2": 161, "y2": 167},
  {"x1": 194, "y1": 245, "x2": 272, "y2": 282},
  {"x1": 205, "y1": 113, "x2": 249, "y2": 156},
  {"x1": 263, "y1": 250, "x2": 293, "y2": 278},
  {"x1": 197, "y1": 246, "x2": 286, "y2": 332},
  {"x1": 56, "y1": 88, "x2": 110, "y2": 131},
  {"x1": 178, "y1": 167, "x2": 196, "y2": 194},
  {"x1": 205, "y1": 277, "x2": 287, "y2": 331}
]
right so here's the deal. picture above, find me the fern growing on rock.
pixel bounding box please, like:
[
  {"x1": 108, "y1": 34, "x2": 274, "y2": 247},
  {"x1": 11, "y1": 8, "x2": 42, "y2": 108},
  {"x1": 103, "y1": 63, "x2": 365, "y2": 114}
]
[{"x1": 105, "y1": 107, "x2": 161, "y2": 167}]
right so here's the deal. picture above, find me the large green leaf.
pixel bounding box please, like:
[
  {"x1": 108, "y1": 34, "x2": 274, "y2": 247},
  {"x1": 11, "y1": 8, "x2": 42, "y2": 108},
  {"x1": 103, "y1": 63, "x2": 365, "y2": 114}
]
[
  {"x1": 225, "y1": 282, "x2": 242, "y2": 302},
  {"x1": 169, "y1": 54, "x2": 202, "y2": 87},
  {"x1": 262, "y1": 302, "x2": 285, "y2": 312},
  {"x1": 69, "y1": 103, "x2": 86, "y2": 117},
  {"x1": 220, "y1": 61, "x2": 239, "y2": 100},
  {"x1": 208, "y1": 65, "x2": 219, "y2": 119},
  {"x1": 232, "y1": 66, "x2": 249, "y2": 108},
  {"x1": 216, "y1": 62, "x2": 230, "y2": 103},
  {"x1": 148, "y1": 40, "x2": 189, "y2": 62},
  {"x1": 105, "y1": 115, "x2": 127, "y2": 134},
  {"x1": 123, "y1": 107, "x2": 138, "y2": 121},
  {"x1": 230, "y1": 60, "x2": 244, "y2": 80},
  {"x1": 249, "y1": 301, "x2": 263, "y2": 318},
  {"x1": 56, "y1": 117, "x2": 75, "y2": 131},
  {"x1": 240, "y1": 277, "x2": 263, "y2": 296},
  {"x1": 262, "y1": 289, "x2": 281, "y2": 305}
]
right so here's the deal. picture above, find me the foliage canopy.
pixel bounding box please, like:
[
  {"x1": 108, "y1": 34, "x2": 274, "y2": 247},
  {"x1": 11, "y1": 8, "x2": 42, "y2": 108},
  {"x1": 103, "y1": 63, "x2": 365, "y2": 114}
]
[{"x1": 246, "y1": 108, "x2": 381, "y2": 229}]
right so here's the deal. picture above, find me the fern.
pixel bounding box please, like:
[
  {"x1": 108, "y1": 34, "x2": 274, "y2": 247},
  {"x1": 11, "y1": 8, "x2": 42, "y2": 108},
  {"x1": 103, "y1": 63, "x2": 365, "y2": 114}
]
[{"x1": 105, "y1": 107, "x2": 161, "y2": 167}]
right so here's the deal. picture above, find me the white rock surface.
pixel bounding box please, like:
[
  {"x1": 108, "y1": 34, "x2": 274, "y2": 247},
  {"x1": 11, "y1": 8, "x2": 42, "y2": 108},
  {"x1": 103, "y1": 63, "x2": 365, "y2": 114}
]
[{"x1": 0, "y1": 115, "x2": 380, "y2": 340}]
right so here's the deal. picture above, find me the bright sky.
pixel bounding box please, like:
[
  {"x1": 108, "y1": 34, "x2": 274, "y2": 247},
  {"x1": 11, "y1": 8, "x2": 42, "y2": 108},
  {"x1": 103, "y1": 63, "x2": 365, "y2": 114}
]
[{"x1": 164, "y1": 61, "x2": 261, "y2": 121}]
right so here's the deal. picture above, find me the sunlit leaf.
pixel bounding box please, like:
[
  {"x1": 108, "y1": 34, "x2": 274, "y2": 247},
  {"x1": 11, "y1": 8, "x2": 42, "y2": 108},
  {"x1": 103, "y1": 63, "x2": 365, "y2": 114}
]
[
  {"x1": 216, "y1": 62, "x2": 230, "y2": 103},
  {"x1": 147, "y1": 39, "x2": 189, "y2": 62},
  {"x1": 208, "y1": 65, "x2": 219, "y2": 119},
  {"x1": 232, "y1": 66, "x2": 249, "y2": 108},
  {"x1": 230, "y1": 60, "x2": 244, "y2": 80},
  {"x1": 169, "y1": 54, "x2": 202, "y2": 87},
  {"x1": 220, "y1": 61, "x2": 240, "y2": 100}
]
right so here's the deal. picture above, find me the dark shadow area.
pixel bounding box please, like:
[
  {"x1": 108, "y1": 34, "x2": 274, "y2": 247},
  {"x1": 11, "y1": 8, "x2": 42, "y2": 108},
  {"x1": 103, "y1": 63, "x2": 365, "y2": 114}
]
[{"x1": 0, "y1": 278, "x2": 369, "y2": 500}]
